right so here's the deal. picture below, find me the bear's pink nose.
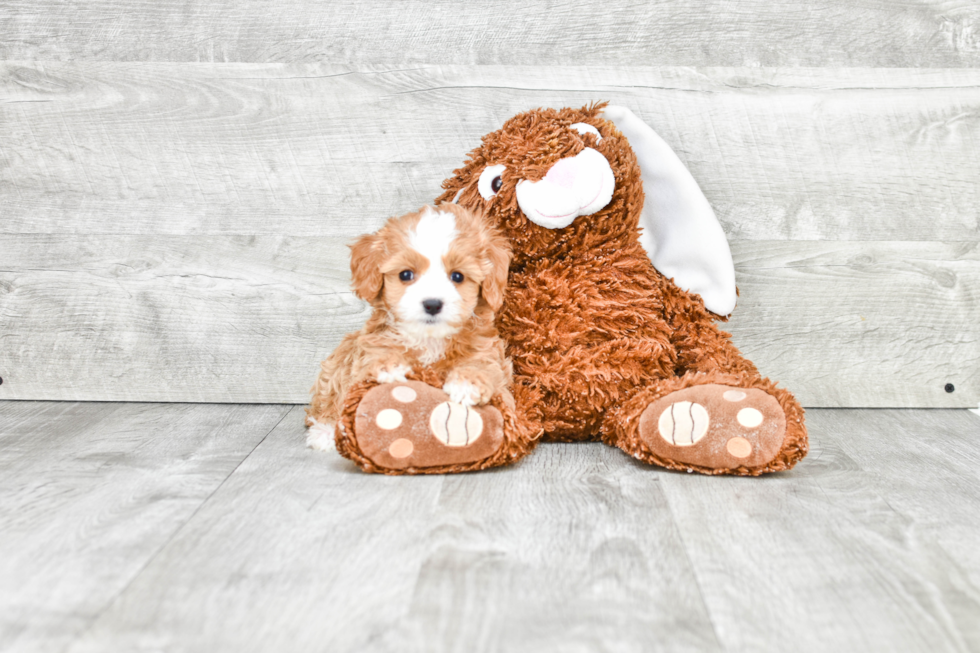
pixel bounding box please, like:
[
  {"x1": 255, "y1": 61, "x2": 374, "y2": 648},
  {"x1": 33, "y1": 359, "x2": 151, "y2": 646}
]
[{"x1": 544, "y1": 157, "x2": 580, "y2": 189}]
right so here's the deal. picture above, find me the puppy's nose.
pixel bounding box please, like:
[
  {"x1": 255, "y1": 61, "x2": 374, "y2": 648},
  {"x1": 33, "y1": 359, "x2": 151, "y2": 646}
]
[{"x1": 422, "y1": 299, "x2": 443, "y2": 315}]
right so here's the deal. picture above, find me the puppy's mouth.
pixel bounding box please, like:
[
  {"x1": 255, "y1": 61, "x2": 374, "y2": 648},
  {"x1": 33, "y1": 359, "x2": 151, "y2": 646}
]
[{"x1": 397, "y1": 315, "x2": 461, "y2": 342}]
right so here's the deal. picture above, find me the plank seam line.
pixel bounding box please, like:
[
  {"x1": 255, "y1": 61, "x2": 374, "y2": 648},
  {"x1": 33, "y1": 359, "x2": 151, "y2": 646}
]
[
  {"x1": 379, "y1": 83, "x2": 980, "y2": 96},
  {"x1": 656, "y1": 483, "x2": 726, "y2": 650},
  {"x1": 211, "y1": 67, "x2": 431, "y2": 80},
  {"x1": 61, "y1": 405, "x2": 294, "y2": 651}
]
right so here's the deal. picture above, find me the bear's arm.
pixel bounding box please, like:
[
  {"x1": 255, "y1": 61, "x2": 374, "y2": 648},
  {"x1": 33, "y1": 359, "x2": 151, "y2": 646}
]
[{"x1": 659, "y1": 277, "x2": 759, "y2": 378}]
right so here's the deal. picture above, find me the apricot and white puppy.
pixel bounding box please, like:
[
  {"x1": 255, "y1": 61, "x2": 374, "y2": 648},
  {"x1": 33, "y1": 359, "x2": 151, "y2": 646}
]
[{"x1": 305, "y1": 204, "x2": 512, "y2": 451}]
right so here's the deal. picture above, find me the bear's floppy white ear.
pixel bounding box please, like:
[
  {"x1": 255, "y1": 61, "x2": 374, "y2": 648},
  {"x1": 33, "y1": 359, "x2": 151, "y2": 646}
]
[{"x1": 600, "y1": 105, "x2": 736, "y2": 316}]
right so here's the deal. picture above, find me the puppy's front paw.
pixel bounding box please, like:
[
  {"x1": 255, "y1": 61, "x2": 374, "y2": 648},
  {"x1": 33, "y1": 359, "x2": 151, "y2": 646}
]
[
  {"x1": 376, "y1": 364, "x2": 412, "y2": 384},
  {"x1": 443, "y1": 377, "x2": 491, "y2": 407},
  {"x1": 306, "y1": 419, "x2": 336, "y2": 451}
]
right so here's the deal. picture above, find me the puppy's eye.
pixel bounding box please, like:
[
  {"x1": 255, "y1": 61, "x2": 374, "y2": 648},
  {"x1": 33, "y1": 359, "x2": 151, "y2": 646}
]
[
  {"x1": 399, "y1": 270, "x2": 414, "y2": 282},
  {"x1": 450, "y1": 271, "x2": 464, "y2": 283},
  {"x1": 478, "y1": 164, "x2": 507, "y2": 200}
]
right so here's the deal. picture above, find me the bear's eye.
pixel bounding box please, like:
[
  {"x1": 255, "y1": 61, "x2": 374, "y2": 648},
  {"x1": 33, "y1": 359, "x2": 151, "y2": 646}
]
[
  {"x1": 570, "y1": 122, "x2": 602, "y2": 142},
  {"x1": 399, "y1": 270, "x2": 414, "y2": 282},
  {"x1": 450, "y1": 271, "x2": 464, "y2": 283},
  {"x1": 478, "y1": 164, "x2": 507, "y2": 200}
]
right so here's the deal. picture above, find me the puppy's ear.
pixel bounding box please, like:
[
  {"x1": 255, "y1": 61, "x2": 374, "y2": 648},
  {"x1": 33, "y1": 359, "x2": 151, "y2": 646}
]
[
  {"x1": 480, "y1": 226, "x2": 512, "y2": 312},
  {"x1": 349, "y1": 232, "x2": 386, "y2": 303}
]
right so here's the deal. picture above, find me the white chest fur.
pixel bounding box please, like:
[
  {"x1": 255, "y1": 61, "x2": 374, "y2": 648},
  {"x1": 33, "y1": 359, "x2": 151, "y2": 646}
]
[
  {"x1": 412, "y1": 336, "x2": 447, "y2": 366},
  {"x1": 389, "y1": 322, "x2": 452, "y2": 366}
]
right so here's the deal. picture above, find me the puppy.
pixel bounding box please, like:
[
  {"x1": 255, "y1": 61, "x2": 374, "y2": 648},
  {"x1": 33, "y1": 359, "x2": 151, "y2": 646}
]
[{"x1": 305, "y1": 204, "x2": 512, "y2": 451}]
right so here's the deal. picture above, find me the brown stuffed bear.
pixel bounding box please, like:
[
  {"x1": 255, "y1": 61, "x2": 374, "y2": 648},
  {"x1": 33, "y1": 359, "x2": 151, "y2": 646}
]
[{"x1": 331, "y1": 103, "x2": 807, "y2": 476}]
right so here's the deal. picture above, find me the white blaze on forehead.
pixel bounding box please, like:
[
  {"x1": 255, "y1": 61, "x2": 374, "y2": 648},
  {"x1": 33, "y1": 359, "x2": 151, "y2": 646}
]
[{"x1": 409, "y1": 208, "x2": 457, "y2": 259}]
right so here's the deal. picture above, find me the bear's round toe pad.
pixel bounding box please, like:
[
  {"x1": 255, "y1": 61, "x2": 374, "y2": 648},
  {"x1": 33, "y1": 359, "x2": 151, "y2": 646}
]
[
  {"x1": 639, "y1": 384, "x2": 786, "y2": 470},
  {"x1": 355, "y1": 381, "x2": 504, "y2": 471}
]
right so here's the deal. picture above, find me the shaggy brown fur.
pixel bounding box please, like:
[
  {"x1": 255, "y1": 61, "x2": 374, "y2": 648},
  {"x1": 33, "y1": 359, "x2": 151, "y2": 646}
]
[{"x1": 434, "y1": 103, "x2": 808, "y2": 474}]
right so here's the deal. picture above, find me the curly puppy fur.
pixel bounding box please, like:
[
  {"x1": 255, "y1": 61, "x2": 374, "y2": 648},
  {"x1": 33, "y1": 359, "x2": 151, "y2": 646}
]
[
  {"x1": 306, "y1": 204, "x2": 513, "y2": 430},
  {"x1": 436, "y1": 103, "x2": 807, "y2": 474}
]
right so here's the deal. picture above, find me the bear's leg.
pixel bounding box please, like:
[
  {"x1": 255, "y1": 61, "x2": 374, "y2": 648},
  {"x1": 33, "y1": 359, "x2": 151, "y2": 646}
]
[
  {"x1": 598, "y1": 290, "x2": 809, "y2": 475},
  {"x1": 330, "y1": 379, "x2": 540, "y2": 475},
  {"x1": 601, "y1": 370, "x2": 808, "y2": 476}
]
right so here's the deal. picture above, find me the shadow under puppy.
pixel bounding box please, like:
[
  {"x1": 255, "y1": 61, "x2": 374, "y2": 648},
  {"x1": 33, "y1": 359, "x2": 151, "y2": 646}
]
[{"x1": 306, "y1": 203, "x2": 539, "y2": 474}]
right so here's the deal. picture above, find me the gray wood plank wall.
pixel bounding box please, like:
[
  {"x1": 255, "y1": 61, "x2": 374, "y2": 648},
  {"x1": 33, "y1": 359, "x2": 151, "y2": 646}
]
[
  {"x1": 4, "y1": 1, "x2": 980, "y2": 66},
  {"x1": 1, "y1": 4, "x2": 978, "y2": 407}
]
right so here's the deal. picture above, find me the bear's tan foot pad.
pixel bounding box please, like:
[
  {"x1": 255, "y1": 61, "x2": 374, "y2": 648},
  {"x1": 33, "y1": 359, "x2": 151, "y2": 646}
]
[
  {"x1": 354, "y1": 381, "x2": 504, "y2": 471},
  {"x1": 639, "y1": 384, "x2": 786, "y2": 470}
]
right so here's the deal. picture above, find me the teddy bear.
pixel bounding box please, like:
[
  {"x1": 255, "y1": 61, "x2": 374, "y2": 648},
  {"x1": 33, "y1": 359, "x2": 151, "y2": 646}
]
[{"x1": 332, "y1": 103, "x2": 807, "y2": 476}]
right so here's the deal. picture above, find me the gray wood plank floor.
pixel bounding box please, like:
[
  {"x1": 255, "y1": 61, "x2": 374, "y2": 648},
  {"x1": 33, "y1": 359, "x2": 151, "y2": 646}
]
[{"x1": 2, "y1": 402, "x2": 978, "y2": 652}]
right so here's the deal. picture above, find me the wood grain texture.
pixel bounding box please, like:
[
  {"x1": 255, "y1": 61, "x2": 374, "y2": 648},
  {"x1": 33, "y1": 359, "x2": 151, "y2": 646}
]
[
  {"x1": 2, "y1": 0, "x2": 980, "y2": 66},
  {"x1": 658, "y1": 408, "x2": 980, "y2": 651},
  {"x1": 67, "y1": 405, "x2": 449, "y2": 653},
  {"x1": 1, "y1": 237, "x2": 975, "y2": 407},
  {"x1": 387, "y1": 445, "x2": 719, "y2": 653},
  {"x1": 0, "y1": 403, "x2": 965, "y2": 652},
  {"x1": 0, "y1": 234, "x2": 370, "y2": 403},
  {"x1": 2, "y1": 64, "x2": 976, "y2": 406},
  {"x1": 816, "y1": 410, "x2": 980, "y2": 590},
  {"x1": 67, "y1": 407, "x2": 720, "y2": 653},
  {"x1": 0, "y1": 401, "x2": 290, "y2": 653},
  {"x1": 726, "y1": 241, "x2": 979, "y2": 408},
  {"x1": 2, "y1": 64, "x2": 979, "y2": 241}
]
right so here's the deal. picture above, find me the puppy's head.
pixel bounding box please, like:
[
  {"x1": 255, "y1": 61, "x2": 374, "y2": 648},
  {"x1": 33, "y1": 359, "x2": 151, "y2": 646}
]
[{"x1": 350, "y1": 204, "x2": 510, "y2": 338}]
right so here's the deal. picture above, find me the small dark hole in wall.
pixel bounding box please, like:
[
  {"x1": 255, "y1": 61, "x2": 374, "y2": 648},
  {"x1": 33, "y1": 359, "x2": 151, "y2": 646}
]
[
  {"x1": 0, "y1": 376, "x2": 4, "y2": 386},
  {"x1": 945, "y1": 383, "x2": 955, "y2": 393}
]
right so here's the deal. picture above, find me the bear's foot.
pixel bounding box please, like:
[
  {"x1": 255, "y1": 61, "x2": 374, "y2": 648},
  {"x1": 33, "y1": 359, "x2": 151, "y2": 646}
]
[
  {"x1": 638, "y1": 384, "x2": 786, "y2": 471},
  {"x1": 352, "y1": 381, "x2": 505, "y2": 472}
]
